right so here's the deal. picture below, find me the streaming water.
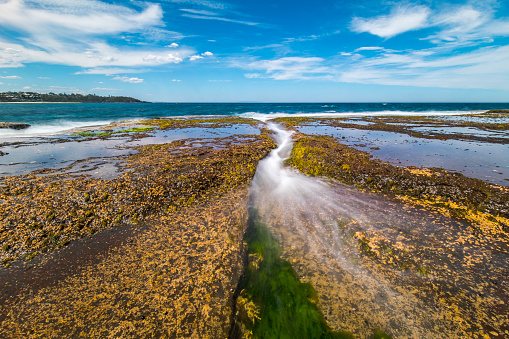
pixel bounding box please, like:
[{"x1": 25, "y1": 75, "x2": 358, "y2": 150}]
[{"x1": 248, "y1": 123, "x2": 503, "y2": 338}]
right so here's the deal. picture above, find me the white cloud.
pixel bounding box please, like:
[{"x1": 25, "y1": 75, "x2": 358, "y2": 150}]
[
  {"x1": 163, "y1": 0, "x2": 226, "y2": 10},
  {"x1": 0, "y1": 0, "x2": 193, "y2": 69},
  {"x1": 351, "y1": 5, "x2": 430, "y2": 38},
  {"x1": 142, "y1": 54, "x2": 183, "y2": 63},
  {"x1": 188, "y1": 51, "x2": 213, "y2": 60},
  {"x1": 112, "y1": 76, "x2": 144, "y2": 83},
  {"x1": 37, "y1": 76, "x2": 50, "y2": 79},
  {"x1": 239, "y1": 57, "x2": 331, "y2": 81},
  {"x1": 350, "y1": 3, "x2": 509, "y2": 46},
  {"x1": 0, "y1": 75, "x2": 21, "y2": 79},
  {"x1": 172, "y1": 79, "x2": 181, "y2": 82},
  {"x1": 76, "y1": 67, "x2": 146, "y2": 75},
  {"x1": 0, "y1": 0, "x2": 164, "y2": 37},
  {"x1": 337, "y1": 45, "x2": 509, "y2": 90},
  {"x1": 180, "y1": 8, "x2": 218, "y2": 16},
  {"x1": 423, "y1": 5, "x2": 506, "y2": 45},
  {"x1": 22, "y1": 86, "x2": 31, "y2": 90},
  {"x1": 180, "y1": 10, "x2": 259, "y2": 26},
  {"x1": 355, "y1": 47, "x2": 385, "y2": 52},
  {"x1": 167, "y1": 43, "x2": 179, "y2": 48}
]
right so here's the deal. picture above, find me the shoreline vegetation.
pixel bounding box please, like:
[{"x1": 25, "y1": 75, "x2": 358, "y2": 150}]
[
  {"x1": 1, "y1": 113, "x2": 508, "y2": 337},
  {"x1": 0, "y1": 91, "x2": 146, "y2": 103}
]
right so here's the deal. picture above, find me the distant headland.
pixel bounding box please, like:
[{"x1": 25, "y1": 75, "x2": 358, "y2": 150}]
[{"x1": 0, "y1": 91, "x2": 146, "y2": 103}]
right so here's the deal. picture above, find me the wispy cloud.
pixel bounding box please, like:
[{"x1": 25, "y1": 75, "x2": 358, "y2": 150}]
[
  {"x1": 332, "y1": 2, "x2": 509, "y2": 90},
  {"x1": 0, "y1": 75, "x2": 21, "y2": 79},
  {"x1": 354, "y1": 47, "x2": 386, "y2": 52},
  {"x1": 180, "y1": 8, "x2": 217, "y2": 16},
  {"x1": 351, "y1": 5, "x2": 430, "y2": 38},
  {"x1": 350, "y1": 2, "x2": 509, "y2": 45},
  {"x1": 180, "y1": 8, "x2": 259, "y2": 26},
  {"x1": 238, "y1": 57, "x2": 332, "y2": 81},
  {"x1": 0, "y1": 0, "x2": 193, "y2": 69},
  {"x1": 76, "y1": 68, "x2": 147, "y2": 75},
  {"x1": 337, "y1": 44, "x2": 509, "y2": 90},
  {"x1": 160, "y1": 0, "x2": 226, "y2": 10},
  {"x1": 283, "y1": 31, "x2": 341, "y2": 43},
  {"x1": 112, "y1": 76, "x2": 144, "y2": 83},
  {"x1": 233, "y1": 42, "x2": 509, "y2": 90}
]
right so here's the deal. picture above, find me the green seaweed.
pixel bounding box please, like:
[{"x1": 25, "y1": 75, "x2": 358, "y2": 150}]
[
  {"x1": 142, "y1": 116, "x2": 259, "y2": 129},
  {"x1": 235, "y1": 214, "x2": 355, "y2": 339},
  {"x1": 74, "y1": 126, "x2": 155, "y2": 137}
]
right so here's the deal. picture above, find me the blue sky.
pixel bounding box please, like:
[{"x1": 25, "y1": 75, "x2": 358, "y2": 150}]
[{"x1": 1, "y1": 0, "x2": 509, "y2": 102}]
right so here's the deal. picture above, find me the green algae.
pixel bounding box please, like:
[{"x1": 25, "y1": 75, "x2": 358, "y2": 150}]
[
  {"x1": 142, "y1": 116, "x2": 259, "y2": 129},
  {"x1": 73, "y1": 126, "x2": 155, "y2": 137},
  {"x1": 234, "y1": 214, "x2": 355, "y2": 339}
]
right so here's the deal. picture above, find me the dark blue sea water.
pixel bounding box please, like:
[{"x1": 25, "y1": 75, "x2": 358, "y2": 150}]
[{"x1": 1, "y1": 102, "x2": 508, "y2": 138}]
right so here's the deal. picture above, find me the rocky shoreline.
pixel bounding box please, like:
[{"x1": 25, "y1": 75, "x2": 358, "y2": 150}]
[{"x1": 1, "y1": 114, "x2": 508, "y2": 338}]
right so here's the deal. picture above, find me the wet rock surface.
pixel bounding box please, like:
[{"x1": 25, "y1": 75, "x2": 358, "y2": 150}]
[
  {"x1": 0, "y1": 118, "x2": 275, "y2": 338},
  {"x1": 0, "y1": 122, "x2": 30, "y2": 130},
  {"x1": 1, "y1": 115, "x2": 508, "y2": 338},
  {"x1": 262, "y1": 117, "x2": 509, "y2": 338},
  {"x1": 1, "y1": 189, "x2": 251, "y2": 338}
]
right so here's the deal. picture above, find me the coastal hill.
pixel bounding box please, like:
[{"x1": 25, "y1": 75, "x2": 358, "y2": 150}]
[{"x1": 0, "y1": 91, "x2": 145, "y2": 103}]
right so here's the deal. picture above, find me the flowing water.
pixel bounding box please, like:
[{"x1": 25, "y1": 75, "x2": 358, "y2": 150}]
[{"x1": 247, "y1": 123, "x2": 508, "y2": 338}]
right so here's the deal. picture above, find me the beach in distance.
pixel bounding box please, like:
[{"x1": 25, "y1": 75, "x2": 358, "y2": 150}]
[{"x1": 0, "y1": 102, "x2": 508, "y2": 338}]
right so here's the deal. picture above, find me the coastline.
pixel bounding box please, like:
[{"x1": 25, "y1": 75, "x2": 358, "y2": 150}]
[{"x1": 1, "y1": 102, "x2": 106, "y2": 104}]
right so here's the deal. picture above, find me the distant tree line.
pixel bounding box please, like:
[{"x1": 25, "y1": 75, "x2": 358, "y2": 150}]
[{"x1": 0, "y1": 91, "x2": 145, "y2": 103}]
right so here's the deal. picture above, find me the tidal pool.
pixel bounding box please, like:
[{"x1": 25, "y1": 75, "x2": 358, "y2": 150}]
[
  {"x1": 298, "y1": 125, "x2": 509, "y2": 186},
  {"x1": 0, "y1": 123, "x2": 262, "y2": 178}
]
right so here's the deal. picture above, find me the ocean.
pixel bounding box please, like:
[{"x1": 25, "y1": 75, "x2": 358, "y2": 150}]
[{"x1": 1, "y1": 102, "x2": 508, "y2": 138}]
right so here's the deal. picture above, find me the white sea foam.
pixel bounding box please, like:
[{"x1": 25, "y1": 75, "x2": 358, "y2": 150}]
[
  {"x1": 237, "y1": 110, "x2": 483, "y2": 122},
  {"x1": 0, "y1": 120, "x2": 115, "y2": 139},
  {"x1": 250, "y1": 123, "x2": 446, "y2": 337}
]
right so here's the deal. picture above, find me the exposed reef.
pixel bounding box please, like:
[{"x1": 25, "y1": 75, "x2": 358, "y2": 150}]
[
  {"x1": 1, "y1": 114, "x2": 508, "y2": 338},
  {"x1": 275, "y1": 114, "x2": 509, "y2": 144},
  {"x1": 0, "y1": 119, "x2": 274, "y2": 266},
  {"x1": 0, "y1": 122, "x2": 30, "y2": 130}
]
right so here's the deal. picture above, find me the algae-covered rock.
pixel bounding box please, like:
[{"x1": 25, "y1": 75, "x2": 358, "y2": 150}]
[{"x1": 0, "y1": 122, "x2": 30, "y2": 130}]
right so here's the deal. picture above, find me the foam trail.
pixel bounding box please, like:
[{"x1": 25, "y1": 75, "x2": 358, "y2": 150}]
[{"x1": 250, "y1": 123, "x2": 448, "y2": 338}]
